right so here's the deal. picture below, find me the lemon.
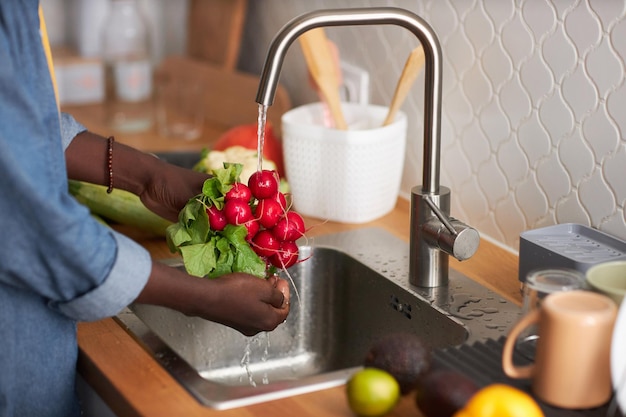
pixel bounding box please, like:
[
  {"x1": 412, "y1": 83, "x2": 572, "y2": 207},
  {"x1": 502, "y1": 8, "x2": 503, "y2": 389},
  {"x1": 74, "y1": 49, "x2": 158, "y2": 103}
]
[
  {"x1": 346, "y1": 368, "x2": 400, "y2": 416},
  {"x1": 453, "y1": 384, "x2": 544, "y2": 417}
]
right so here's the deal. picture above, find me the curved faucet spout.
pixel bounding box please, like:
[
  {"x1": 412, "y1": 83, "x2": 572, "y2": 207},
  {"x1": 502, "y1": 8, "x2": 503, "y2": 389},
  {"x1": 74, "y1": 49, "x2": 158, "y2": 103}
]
[
  {"x1": 255, "y1": 7, "x2": 443, "y2": 194},
  {"x1": 256, "y1": 8, "x2": 479, "y2": 288}
]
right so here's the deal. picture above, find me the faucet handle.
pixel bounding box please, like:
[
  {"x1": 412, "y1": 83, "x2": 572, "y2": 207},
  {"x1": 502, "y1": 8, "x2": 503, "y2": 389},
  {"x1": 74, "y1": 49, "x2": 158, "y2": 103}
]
[
  {"x1": 423, "y1": 217, "x2": 479, "y2": 261},
  {"x1": 422, "y1": 196, "x2": 479, "y2": 261}
]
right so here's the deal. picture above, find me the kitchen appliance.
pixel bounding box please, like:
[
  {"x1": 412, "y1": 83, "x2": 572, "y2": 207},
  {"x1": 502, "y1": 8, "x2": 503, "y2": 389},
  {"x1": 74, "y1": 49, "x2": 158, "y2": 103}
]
[{"x1": 519, "y1": 223, "x2": 626, "y2": 284}]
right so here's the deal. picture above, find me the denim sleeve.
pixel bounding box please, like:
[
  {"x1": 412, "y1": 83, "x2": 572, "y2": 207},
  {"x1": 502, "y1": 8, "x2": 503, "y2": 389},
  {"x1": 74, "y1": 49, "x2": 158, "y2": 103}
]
[
  {"x1": 52, "y1": 231, "x2": 152, "y2": 322},
  {"x1": 59, "y1": 112, "x2": 86, "y2": 150},
  {"x1": 0, "y1": 147, "x2": 153, "y2": 322}
]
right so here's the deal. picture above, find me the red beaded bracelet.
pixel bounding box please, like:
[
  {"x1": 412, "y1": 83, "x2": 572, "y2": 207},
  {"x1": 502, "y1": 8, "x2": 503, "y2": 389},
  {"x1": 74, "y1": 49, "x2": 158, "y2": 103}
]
[{"x1": 106, "y1": 136, "x2": 114, "y2": 193}]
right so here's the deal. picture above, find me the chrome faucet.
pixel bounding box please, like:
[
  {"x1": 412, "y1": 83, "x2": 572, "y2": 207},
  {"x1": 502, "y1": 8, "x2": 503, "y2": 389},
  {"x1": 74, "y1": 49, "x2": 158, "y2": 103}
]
[{"x1": 255, "y1": 7, "x2": 479, "y2": 287}]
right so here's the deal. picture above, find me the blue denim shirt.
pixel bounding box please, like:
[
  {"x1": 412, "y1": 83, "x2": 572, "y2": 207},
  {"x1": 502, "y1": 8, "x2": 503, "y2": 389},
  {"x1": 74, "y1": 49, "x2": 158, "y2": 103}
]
[{"x1": 0, "y1": 2, "x2": 151, "y2": 416}]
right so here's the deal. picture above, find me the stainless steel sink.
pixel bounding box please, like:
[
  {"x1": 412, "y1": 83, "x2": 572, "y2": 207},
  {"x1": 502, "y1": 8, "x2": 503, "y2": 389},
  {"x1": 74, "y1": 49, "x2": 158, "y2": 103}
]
[{"x1": 116, "y1": 228, "x2": 521, "y2": 409}]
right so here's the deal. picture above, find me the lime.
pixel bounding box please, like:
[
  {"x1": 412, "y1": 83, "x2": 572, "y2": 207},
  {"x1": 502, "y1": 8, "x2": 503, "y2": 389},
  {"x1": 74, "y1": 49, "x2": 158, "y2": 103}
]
[{"x1": 346, "y1": 368, "x2": 400, "y2": 416}]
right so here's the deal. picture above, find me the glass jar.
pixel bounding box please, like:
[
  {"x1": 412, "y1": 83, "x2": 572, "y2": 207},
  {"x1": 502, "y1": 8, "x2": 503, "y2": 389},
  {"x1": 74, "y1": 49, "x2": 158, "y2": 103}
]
[{"x1": 101, "y1": 0, "x2": 153, "y2": 132}]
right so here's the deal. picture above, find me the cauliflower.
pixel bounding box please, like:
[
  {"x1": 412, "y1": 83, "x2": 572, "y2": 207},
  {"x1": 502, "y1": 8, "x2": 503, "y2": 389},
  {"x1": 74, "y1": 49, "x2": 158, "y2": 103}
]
[{"x1": 198, "y1": 146, "x2": 278, "y2": 184}]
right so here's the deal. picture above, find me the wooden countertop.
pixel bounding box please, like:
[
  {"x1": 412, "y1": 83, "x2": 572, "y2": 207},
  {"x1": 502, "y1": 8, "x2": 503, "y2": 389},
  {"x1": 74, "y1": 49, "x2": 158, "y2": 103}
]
[{"x1": 68, "y1": 99, "x2": 521, "y2": 417}]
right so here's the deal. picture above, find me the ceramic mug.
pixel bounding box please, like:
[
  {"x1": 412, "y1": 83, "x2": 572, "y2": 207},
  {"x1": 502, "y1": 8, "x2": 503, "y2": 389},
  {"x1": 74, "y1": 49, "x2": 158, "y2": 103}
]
[
  {"x1": 586, "y1": 260, "x2": 626, "y2": 306},
  {"x1": 502, "y1": 290, "x2": 617, "y2": 409}
]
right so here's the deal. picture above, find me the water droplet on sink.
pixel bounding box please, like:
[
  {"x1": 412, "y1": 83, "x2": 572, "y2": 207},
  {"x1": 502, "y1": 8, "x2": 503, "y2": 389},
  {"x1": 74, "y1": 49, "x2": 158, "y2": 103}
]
[
  {"x1": 449, "y1": 293, "x2": 480, "y2": 319},
  {"x1": 485, "y1": 323, "x2": 508, "y2": 331},
  {"x1": 449, "y1": 294, "x2": 500, "y2": 319}
]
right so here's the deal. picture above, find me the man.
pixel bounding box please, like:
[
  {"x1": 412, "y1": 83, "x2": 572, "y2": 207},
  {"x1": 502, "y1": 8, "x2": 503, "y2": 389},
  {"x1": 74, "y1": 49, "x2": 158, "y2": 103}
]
[{"x1": 0, "y1": 2, "x2": 290, "y2": 416}]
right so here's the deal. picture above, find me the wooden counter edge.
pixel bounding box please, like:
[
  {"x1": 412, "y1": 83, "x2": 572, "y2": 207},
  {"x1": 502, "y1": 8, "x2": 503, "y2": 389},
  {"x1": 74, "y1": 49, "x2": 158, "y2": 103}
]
[
  {"x1": 77, "y1": 198, "x2": 521, "y2": 417},
  {"x1": 77, "y1": 318, "x2": 205, "y2": 417}
]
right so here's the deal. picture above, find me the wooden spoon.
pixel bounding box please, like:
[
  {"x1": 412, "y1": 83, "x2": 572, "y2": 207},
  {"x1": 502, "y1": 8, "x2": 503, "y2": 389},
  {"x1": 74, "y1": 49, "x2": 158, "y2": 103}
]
[
  {"x1": 383, "y1": 45, "x2": 425, "y2": 126},
  {"x1": 299, "y1": 28, "x2": 348, "y2": 130}
]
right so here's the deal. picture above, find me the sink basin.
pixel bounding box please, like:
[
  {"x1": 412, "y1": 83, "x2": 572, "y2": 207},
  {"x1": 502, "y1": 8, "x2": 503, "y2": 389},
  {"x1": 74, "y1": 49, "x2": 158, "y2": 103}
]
[{"x1": 116, "y1": 228, "x2": 521, "y2": 409}]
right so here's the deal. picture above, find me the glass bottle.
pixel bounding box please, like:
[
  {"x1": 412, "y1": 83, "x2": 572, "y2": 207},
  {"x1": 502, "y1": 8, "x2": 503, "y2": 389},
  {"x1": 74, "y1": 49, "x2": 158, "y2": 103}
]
[{"x1": 101, "y1": 0, "x2": 153, "y2": 132}]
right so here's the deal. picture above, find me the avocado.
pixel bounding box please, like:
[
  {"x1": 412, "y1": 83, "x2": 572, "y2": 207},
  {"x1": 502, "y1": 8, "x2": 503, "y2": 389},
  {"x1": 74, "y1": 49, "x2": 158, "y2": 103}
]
[
  {"x1": 414, "y1": 368, "x2": 479, "y2": 417},
  {"x1": 363, "y1": 332, "x2": 431, "y2": 395}
]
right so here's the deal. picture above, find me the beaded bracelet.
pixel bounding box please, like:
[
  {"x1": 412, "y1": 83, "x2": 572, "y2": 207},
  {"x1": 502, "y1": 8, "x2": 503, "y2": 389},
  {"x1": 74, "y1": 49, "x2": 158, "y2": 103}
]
[{"x1": 106, "y1": 136, "x2": 114, "y2": 193}]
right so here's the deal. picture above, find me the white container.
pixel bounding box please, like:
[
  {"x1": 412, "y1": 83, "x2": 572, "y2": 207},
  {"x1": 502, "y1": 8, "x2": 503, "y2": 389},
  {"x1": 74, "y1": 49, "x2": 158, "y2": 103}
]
[
  {"x1": 101, "y1": 0, "x2": 153, "y2": 132},
  {"x1": 54, "y1": 51, "x2": 105, "y2": 105},
  {"x1": 282, "y1": 102, "x2": 407, "y2": 223},
  {"x1": 73, "y1": 0, "x2": 110, "y2": 57}
]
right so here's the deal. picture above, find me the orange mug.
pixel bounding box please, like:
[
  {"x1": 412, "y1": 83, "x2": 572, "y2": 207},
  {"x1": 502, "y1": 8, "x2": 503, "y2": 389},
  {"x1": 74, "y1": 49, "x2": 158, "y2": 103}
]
[{"x1": 502, "y1": 290, "x2": 617, "y2": 409}]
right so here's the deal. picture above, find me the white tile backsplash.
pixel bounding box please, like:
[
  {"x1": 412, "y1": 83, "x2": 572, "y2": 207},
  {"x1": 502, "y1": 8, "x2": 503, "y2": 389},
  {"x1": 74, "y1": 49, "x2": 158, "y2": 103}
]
[
  {"x1": 240, "y1": 0, "x2": 626, "y2": 252},
  {"x1": 47, "y1": 0, "x2": 625, "y2": 252}
]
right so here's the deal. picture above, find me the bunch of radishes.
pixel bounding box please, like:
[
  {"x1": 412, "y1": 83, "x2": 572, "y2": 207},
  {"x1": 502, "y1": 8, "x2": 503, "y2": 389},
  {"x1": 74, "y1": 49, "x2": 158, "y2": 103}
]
[{"x1": 206, "y1": 169, "x2": 305, "y2": 270}]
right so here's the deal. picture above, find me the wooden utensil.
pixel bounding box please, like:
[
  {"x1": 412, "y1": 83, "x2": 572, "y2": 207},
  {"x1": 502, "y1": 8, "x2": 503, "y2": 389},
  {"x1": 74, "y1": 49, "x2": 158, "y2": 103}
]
[
  {"x1": 299, "y1": 28, "x2": 348, "y2": 130},
  {"x1": 383, "y1": 45, "x2": 425, "y2": 126}
]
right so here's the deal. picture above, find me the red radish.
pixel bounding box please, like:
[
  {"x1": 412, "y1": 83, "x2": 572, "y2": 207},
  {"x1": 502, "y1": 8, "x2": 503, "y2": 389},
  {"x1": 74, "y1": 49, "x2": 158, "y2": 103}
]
[
  {"x1": 270, "y1": 241, "x2": 299, "y2": 268},
  {"x1": 254, "y1": 198, "x2": 284, "y2": 229},
  {"x1": 225, "y1": 182, "x2": 252, "y2": 202},
  {"x1": 206, "y1": 206, "x2": 227, "y2": 231},
  {"x1": 224, "y1": 199, "x2": 253, "y2": 225},
  {"x1": 251, "y1": 230, "x2": 280, "y2": 257},
  {"x1": 243, "y1": 219, "x2": 259, "y2": 241},
  {"x1": 248, "y1": 170, "x2": 279, "y2": 199},
  {"x1": 272, "y1": 211, "x2": 305, "y2": 242},
  {"x1": 273, "y1": 192, "x2": 288, "y2": 210}
]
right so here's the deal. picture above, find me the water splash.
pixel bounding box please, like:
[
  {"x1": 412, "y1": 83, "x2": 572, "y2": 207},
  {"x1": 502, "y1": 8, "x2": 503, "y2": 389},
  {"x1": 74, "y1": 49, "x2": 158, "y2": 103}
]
[
  {"x1": 257, "y1": 104, "x2": 268, "y2": 173},
  {"x1": 239, "y1": 332, "x2": 274, "y2": 387},
  {"x1": 240, "y1": 338, "x2": 256, "y2": 387},
  {"x1": 261, "y1": 332, "x2": 270, "y2": 385}
]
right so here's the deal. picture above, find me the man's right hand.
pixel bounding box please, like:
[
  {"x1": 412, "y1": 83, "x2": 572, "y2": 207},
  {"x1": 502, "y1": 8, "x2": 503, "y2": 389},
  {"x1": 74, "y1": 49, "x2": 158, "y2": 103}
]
[{"x1": 135, "y1": 261, "x2": 291, "y2": 336}]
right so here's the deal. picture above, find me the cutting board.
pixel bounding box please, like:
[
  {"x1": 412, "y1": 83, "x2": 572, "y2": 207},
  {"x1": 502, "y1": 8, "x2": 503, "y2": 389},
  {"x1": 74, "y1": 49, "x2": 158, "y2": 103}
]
[{"x1": 186, "y1": 0, "x2": 247, "y2": 71}]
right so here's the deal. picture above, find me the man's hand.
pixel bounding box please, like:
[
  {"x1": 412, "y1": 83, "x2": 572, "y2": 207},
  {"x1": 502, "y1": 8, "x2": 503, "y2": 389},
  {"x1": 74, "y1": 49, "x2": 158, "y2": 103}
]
[
  {"x1": 65, "y1": 131, "x2": 208, "y2": 223},
  {"x1": 138, "y1": 162, "x2": 208, "y2": 223},
  {"x1": 135, "y1": 261, "x2": 291, "y2": 336}
]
